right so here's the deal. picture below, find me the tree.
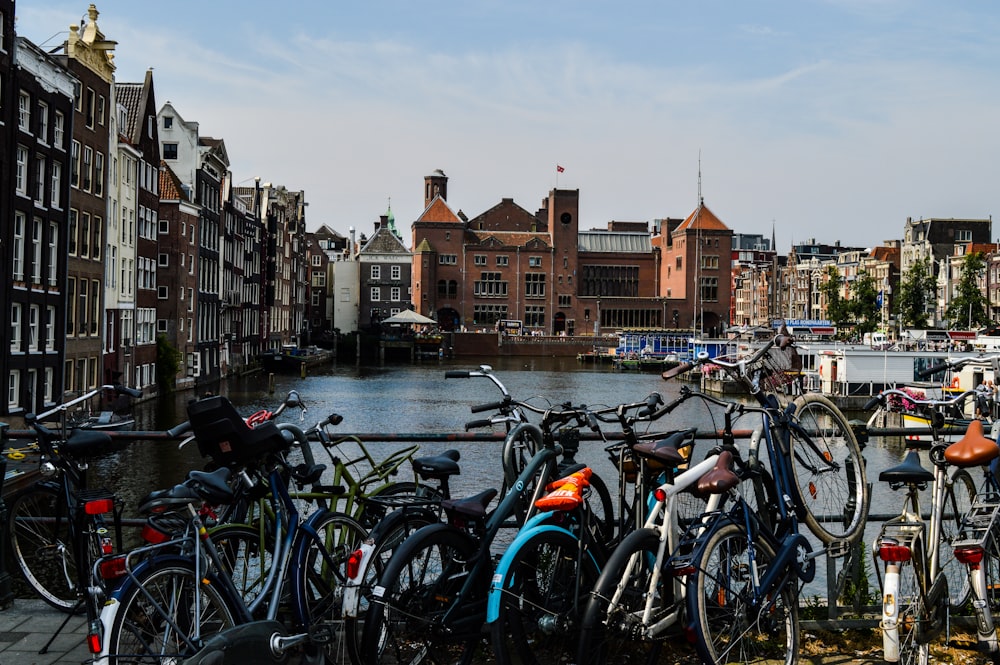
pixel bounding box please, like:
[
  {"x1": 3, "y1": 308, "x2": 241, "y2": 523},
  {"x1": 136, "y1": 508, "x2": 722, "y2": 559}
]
[
  {"x1": 849, "y1": 271, "x2": 881, "y2": 335},
  {"x1": 896, "y1": 257, "x2": 936, "y2": 329},
  {"x1": 156, "y1": 334, "x2": 182, "y2": 393},
  {"x1": 819, "y1": 266, "x2": 851, "y2": 326},
  {"x1": 945, "y1": 251, "x2": 990, "y2": 329}
]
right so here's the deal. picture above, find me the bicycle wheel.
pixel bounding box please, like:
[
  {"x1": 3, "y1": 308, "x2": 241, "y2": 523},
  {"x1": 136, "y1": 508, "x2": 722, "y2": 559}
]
[
  {"x1": 361, "y1": 481, "x2": 445, "y2": 529},
  {"x1": 941, "y1": 469, "x2": 975, "y2": 610},
  {"x1": 209, "y1": 522, "x2": 274, "y2": 610},
  {"x1": 361, "y1": 525, "x2": 480, "y2": 665},
  {"x1": 886, "y1": 556, "x2": 931, "y2": 665},
  {"x1": 297, "y1": 512, "x2": 367, "y2": 665},
  {"x1": 345, "y1": 507, "x2": 440, "y2": 665},
  {"x1": 790, "y1": 393, "x2": 869, "y2": 545},
  {"x1": 107, "y1": 560, "x2": 240, "y2": 664},
  {"x1": 687, "y1": 522, "x2": 798, "y2": 665},
  {"x1": 577, "y1": 527, "x2": 674, "y2": 665},
  {"x1": 585, "y1": 470, "x2": 617, "y2": 549},
  {"x1": 491, "y1": 528, "x2": 601, "y2": 665},
  {"x1": 7, "y1": 483, "x2": 86, "y2": 611}
]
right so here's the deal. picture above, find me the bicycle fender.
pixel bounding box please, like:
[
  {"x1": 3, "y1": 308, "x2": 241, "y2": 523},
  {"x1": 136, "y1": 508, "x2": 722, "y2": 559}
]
[
  {"x1": 94, "y1": 596, "x2": 119, "y2": 663},
  {"x1": 343, "y1": 539, "x2": 376, "y2": 618},
  {"x1": 109, "y1": 553, "x2": 210, "y2": 600},
  {"x1": 486, "y1": 523, "x2": 596, "y2": 623}
]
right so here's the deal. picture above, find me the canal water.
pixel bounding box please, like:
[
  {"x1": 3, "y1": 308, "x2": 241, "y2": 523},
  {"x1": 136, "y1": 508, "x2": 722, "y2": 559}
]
[{"x1": 91, "y1": 355, "x2": 915, "y2": 602}]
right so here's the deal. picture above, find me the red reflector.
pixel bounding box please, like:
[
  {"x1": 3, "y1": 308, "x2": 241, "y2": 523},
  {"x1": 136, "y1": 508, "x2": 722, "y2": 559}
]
[
  {"x1": 955, "y1": 546, "x2": 985, "y2": 565},
  {"x1": 87, "y1": 631, "x2": 102, "y2": 653},
  {"x1": 683, "y1": 624, "x2": 697, "y2": 643},
  {"x1": 85, "y1": 498, "x2": 114, "y2": 515},
  {"x1": 672, "y1": 564, "x2": 696, "y2": 577},
  {"x1": 652, "y1": 487, "x2": 667, "y2": 503},
  {"x1": 878, "y1": 544, "x2": 912, "y2": 562},
  {"x1": 141, "y1": 523, "x2": 171, "y2": 544},
  {"x1": 99, "y1": 556, "x2": 127, "y2": 580},
  {"x1": 347, "y1": 549, "x2": 363, "y2": 579}
]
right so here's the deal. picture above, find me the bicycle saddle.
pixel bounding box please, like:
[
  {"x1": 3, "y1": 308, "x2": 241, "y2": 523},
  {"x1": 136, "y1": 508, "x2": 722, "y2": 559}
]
[
  {"x1": 441, "y1": 488, "x2": 498, "y2": 520},
  {"x1": 412, "y1": 449, "x2": 461, "y2": 479},
  {"x1": 632, "y1": 428, "x2": 696, "y2": 468},
  {"x1": 878, "y1": 450, "x2": 934, "y2": 485},
  {"x1": 62, "y1": 428, "x2": 118, "y2": 458},
  {"x1": 694, "y1": 450, "x2": 740, "y2": 496},
  {"x1": 944, "y1": 419, "x2": 1000, "y2": 468},
  {"x1": 138, "y1": 467, "x2": 235, "y2": 514}
]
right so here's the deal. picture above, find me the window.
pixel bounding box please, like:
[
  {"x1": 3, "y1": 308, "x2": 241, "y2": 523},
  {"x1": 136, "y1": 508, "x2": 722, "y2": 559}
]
[
  {"x1": 94, "y1": 152, "x2": 104, "y2": 196},
  {"x1": 68, "y1": 209, "x2": 78, "y2": 255},
  {"x1": 699, "y1": 276, "x2": 719, "y2": 303},
  {"x1": 474, "y1": 255, "x2": 487, "y2": 266},
  {"x1": 31, "y1": 218, "x2": 42, "y2": 283},
  {"x1": 558, "y1": 294, "x2": 572, "y2": 307},
  {"x1": 676, "y1": 256, "x2": 682, "y2": 269},
  {"x1": 80, "y1": 212, "x2": 91, "y2": 258},
  {"x1": 28, "y1": 305, "x2": 39, "y2": 350},
  {"x1": 525, "y1": 273, "x2": 546, "y2": 298},
  {"x1": 162, "y1": 143, "x2": 178, "y2": 160},
  {"x1": 473, "y1": 272, "x2": 507, "y2": 297},
  {"x1": 97, "y1": 95, "x2": 105, "y2": 125},
  {"x1": 85, "y1": 87, "x2": 95, "y2": 128},
  {"x1": 700, "y1": 255, "x2": 720, "y2": 270},
  {"x1": 18, "y1": 90, "x2": 29, "y2": 131},
  {"x1": 370, "y1": 265, "x2": 381, "y2": 280},
  {"x1": 44, "y1": 367, "x2": 54, "y2": 403},
  {"x1": 158, "y1": 285, "x2": 169, "y2": 299},
  {"x1": 311, "y1": 254, "x2": 322, "y2": 266},
  {"x1": 371, "y1": 286, "x2": 381, "y2": 301},
  {"x1": 71, "y1": 140, "x2": 80, "y2": 187},
  {"x1": 391, "y1": 265, "x2": 401, "y2": 280},
  {"x1": 391, "y1": 287, "x2": 401, "y2": 301},
  {"x1": 92, "y1": 218, "x2": 101, "y2": 260},
  {"x1": 45, "y1": 306, "x2": 55, "y2": 351},
  {"x1": 528, "y1": 256, "x2": 542, "y2": 268},
  {"x1": 957, "y1": 229, "x2": 973, "y2": 242},
  {"x1": 157, "y1": 319, "x2": 168, "y2": 333},
  {"x1": 47, "y1": 222, "x2": 58, "y2": 286},
  {"x1": 8, "y1": 370, "x2": 19, "y2": 410},
  {"x1": 496, "y1": 255, "x2": 509, "y2": 267},
  {"x1": 158, "y1": 253, "x2": 169, "y2": 267},
  {"x1": 12, "y1": 212, "x2": 24, "y2": 281},
  {"x1": 82, "y1": 146, "x2": 93, "y2": 191},
  {"x1": 67, "y1": 277, "x2": 76, "y2": 335},
  {"x1": 10, "y1": 303, "x2": 21, "y2": 351},
  {"x1": 163, "y1": 116, "x2": 173, "y2": 129},
  {"x1": 15, "y1": 145, "x2": 27, "y2": 194},
  {"x1": 79, "y1": 279, "x2": 88, "y2": 334},
  {"x1": 311, "y1": 271, "x2": 326, "y2": 287},
  {"x1": 525, "y1": 306, "x2": 545, "y2": 327},
  {"x1": 50, "y1": 162, "x2": 62, "y2": 208},
  {"x1": 54, "y1": 111, "x2": 65, "y2": 149},
  {"x1": 439, "y1": 255, "x2": 457, "y2": 265},
  {"x1": 38, "y1": 102, "x2": 49, "y2": 140},
  {"x1": 34, "y1": 154, "x2": 45, "y2": 204}
]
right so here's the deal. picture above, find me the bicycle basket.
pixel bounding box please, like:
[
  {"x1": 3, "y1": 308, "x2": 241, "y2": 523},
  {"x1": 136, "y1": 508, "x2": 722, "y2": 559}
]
[
  {"x1": 187, "y1": 395, "x2": 288, "y2": 467},
  {"x1": 716, "y1": 343, "x2": 802, "y2": 393}
]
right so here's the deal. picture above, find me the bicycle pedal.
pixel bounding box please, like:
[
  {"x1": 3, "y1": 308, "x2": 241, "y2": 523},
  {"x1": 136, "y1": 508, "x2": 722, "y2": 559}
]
[
  {"x1": 826, "y1": 539, "x2": 852, "y2": 559},
  {"x1": 308, "y1": 623, "x2": 333, "y2": 645}
]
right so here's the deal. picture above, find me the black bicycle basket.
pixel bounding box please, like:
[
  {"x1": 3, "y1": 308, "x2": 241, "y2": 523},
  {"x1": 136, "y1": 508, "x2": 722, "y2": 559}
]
[{"x1": 187, "y1": 395, "x2": 288, "y2": 467}]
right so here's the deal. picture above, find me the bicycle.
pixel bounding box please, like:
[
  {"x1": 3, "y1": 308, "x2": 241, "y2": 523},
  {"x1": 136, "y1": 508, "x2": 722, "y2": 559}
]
[
  {"x1": 93, "y1": 393, "x2": 367, "y2": 665},
  {"x1": 359, "y1": 398, "x2": 617, "y2": 665},
  {"x1": 669, "y1": 334, "x2": 868, "y2": 664},
  {"x1": 866, "y1": 387, "x2": 998, "y2": 664}
]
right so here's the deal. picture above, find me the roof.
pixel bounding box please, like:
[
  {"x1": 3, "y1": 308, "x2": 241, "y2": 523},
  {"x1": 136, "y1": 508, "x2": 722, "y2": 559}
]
[
  {"x1": 417, "y1": 195, "x2": 463, "y2": 224},
  {"x1": 115, "y1": 82, "x2": 143, "y2": 141},
  {"x1": 578, "y1": 231, "x2": 652, "y2": 253},
  {"x1": 675, "y1": 201, "x2": 730, "y2": 233},
  {"x1": 158, "y1": 161, "x2": 188, "y2": 201}
]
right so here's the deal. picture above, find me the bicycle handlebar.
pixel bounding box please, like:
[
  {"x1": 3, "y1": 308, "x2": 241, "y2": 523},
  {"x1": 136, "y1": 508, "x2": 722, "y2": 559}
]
[{"x1": 865, "y1": 387, "x2": 979, "y2": 411}]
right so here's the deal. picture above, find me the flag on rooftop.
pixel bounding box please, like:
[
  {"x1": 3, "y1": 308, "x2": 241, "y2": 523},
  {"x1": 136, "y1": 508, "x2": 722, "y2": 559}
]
[{"x1": 556, "y1": 165, "x2": 565, "y2": 173}]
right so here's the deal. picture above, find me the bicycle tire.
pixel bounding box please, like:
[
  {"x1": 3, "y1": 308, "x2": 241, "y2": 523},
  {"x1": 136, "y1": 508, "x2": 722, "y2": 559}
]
[
  {"x1": 106, "y1": 559, "x2": 241, "y2": 665},
  {"x1": 360, "y1": 481, "x2": 446, "y2": 529},
  {"x1": 361, "y1": 524, "x2": 480, "y2": 665},
  {"x1": 7, "y1": 483, "x2": 89, "y2": 612},
  {"x1": 686, "y1": 522, "x2": 798, "y2": 665},
  {"x1": 577, "y1": 527, "x2": 673, "y2": 665},
  {"x1": 789, "y1": 393, "x2": 869, "y2": 545},
  {"x1": 345, "y1": 506, "x2": 440, "y2": 665},
  {"x1": 208, "y1": 522, "x2": 274, "y2": 611},
  {"x1": 941, "y1": 468, "x2": 976, "y2": 610},
  {"x1": 585, "y1": 470, "x2": 617, "y2": 549},
  {"x1": 491, "y1": 527, "x2": 601, "y2": 665},
  {"x1": 296, "y1": 511, "x2": 367, "y2": 665}
]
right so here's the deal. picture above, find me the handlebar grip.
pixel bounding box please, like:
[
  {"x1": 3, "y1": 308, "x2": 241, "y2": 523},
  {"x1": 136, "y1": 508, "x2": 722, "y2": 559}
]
[
  {"x1": 465, "y1": 419, "x2": 494, "y2": 431},
  {"x1": 445, "y1": 370, "x2": 471, "y2": 378},
  {"x1": 471, "y1": 400, "x2": 506, "y2": 414},
  {"x1": 167, "y1": 421, "x2": 192, "y2": 438},
  {"x1": 115, "y1": 385, "x2": 143, "y2": 398},
  {"x1": 863, "y1": 396, "x2": 882, "y2": 410},
  {"x1": 917, "y1": 362, "x2": 949, "y2": 379},
  {"x1": 662, "y1": 362, "x2": 694, "y2": 380},
  {"x1": 325, "y1": 413, "x2": 344, "y2": 426}
]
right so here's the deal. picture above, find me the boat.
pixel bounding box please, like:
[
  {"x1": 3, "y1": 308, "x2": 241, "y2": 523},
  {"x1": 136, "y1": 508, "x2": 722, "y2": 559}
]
[
  {"x1": 67, "y1": 411, "x2": 136, "y2": 431},
  {"x1": 261, "y1": 346, "x2": 334, "y2": 372},
  {"x1": 613, "y1": 352, "x2": 681, "y2": 372}
]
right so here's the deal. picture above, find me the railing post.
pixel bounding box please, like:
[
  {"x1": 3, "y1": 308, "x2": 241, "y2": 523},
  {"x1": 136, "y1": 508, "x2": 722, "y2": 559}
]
[{"x1": 0, "y1": 422, "x2": 13, "y2": 609}]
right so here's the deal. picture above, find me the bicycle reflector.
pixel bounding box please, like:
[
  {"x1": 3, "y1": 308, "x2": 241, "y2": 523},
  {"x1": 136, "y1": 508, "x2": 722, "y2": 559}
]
[
  {"x1": 98, "y1": 555, "x2": 128, "y2": 580},
  {"x1": 347, "y1": 548, "x2": 363, "y2": 580},
  {"x1": 652, "y1": 487, "x2": 668, "y2": 503},
  {"x1": 878, "y1": 541, "x2": 911, "y2": 563},
  {"x1": 141, "y1": 523, "x2": 171, "y2": 544},
  {"x1": 85, "y1": 498, "x2": 115, "y2": 515},
  {"x1": 954, "y1": 545, "x2": 985, "y2": 565}
]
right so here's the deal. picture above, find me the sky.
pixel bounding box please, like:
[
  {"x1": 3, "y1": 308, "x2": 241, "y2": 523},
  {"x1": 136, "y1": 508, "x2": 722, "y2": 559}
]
[{"x1": 15, "y1": 1, "x2": 1000, "y2": 251}]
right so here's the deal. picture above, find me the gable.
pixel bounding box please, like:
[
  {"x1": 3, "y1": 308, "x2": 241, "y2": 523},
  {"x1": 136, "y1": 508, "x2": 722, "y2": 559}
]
[{"x1": 417, "y1": 196, "x2": 463, "y2": 224}]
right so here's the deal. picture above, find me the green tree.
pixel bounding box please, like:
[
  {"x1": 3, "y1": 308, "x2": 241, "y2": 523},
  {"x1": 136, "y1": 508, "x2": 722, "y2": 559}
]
[
  {"x1": 896, "y1": 257, "x2": 936, "y2": 329},
  {"x1": 156, "y1": 334, "x2": 182, "y2": 393},
  {"x1": 945, "y1": 251, "x2": 990, "y2": 329},
  {"x1": 819, "y1": 266, "x2": 851, "y2": 326},
  {"x1": 849, "y1": 271, "x2": 881, "y2": 335}
]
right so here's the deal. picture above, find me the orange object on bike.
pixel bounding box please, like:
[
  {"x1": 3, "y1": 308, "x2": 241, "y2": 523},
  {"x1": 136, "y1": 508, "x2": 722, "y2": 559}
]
[{"x1": 536, "y1": 469, "x2": 590, "y2": 511}]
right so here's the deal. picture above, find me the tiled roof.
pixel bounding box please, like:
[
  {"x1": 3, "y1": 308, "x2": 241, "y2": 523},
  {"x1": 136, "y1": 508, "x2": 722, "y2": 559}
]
[
  {"x1": 578, "y1": 231, "x2": 652, "y2": 253},
  {"x1": 115, "y1": 82, "x2": 143, "y2": 141},
  {"x1": 676, "y1": 202, "x2": 730, "y2": 232},
  {"x1": 158, "y1": 160, "x2": 187, "y2": 201},
  {"x1": 469, "y1": 231, "x2": 550, "y2": 249},
  {"x1": 417, "y1": 196, "x2": 463, "y2": 223}
]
